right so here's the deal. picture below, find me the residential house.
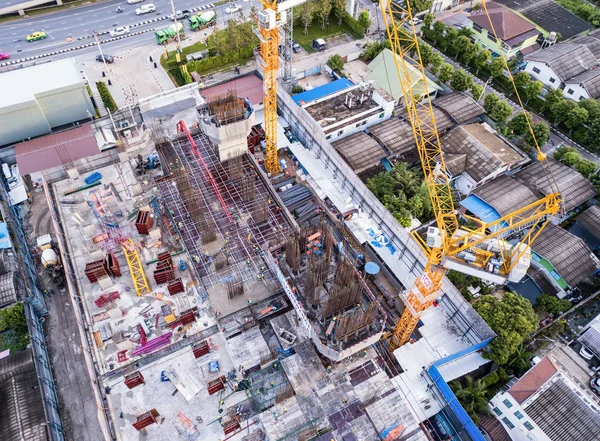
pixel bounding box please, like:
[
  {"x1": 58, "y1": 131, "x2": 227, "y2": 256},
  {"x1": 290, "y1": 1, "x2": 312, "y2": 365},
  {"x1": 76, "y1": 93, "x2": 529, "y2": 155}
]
[
  {"x1": 366, "y1": 49, "x2": 442, "y2": 106},
  {"x1": 524, "y1": 40, "x2": 600, "y2": 101},
  {"x1": 530, "y1": 223, "x2": 600, "y2": 297},
  {"x1": 331, "y1": 132, "x2": 387, "y2": 176},
  {"x1": 467, "y1": 2, "x2": 541, "y2": 59},
  {"x1": 439, "y1": 10, "x2": 471, "y2": 30},
  {"x1": 441, "y1": 122, "x2": 527, "y2": 195},
  {"x1": 489, "y1": 357, "x2": 600, "y2": 441}
]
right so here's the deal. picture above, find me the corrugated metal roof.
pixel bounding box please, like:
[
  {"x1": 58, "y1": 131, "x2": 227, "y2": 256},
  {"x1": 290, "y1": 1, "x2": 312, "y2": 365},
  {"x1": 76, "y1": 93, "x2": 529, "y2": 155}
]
[
  {"x1": 433, "y1": 92, "x2": 484, "y2": 124},
  {"x1": 566, "y1": 68, "x2": 600, "y2": 99},
  {"x1": 15, "y1": 124, "x2": 99, "y2": 175},
  {"x1": 508, "y1": 357, "x2": 558, "y2": 404},
  {"x1": 470, "y1": 2, "x2": 537, "y2": 41},
  {"x1": 515, "y1": 158, "x2": 597, "y2": 213},
  {"x1": 200, "y1": 74, "x2": 265, "y2": 106},
  {"x1": 292, "y1": 79, "x2": 354, "y2": 105},
  {"x1": 571, "y1": 33, "x2": 600, "y2": 59},
  {"x1": 532, "y1": 223, "x2": 600, "y2": 287},
  {"x1": 525, "y1": 43, "x2": 596, "y2": 82},
  {"x1": 332, "y1": 132, "x2": 386, "y2": 174},
  {"x1": 366, "y1": 49, "x2": 441, "y2": 100},
  {"x1": 368, "y1": 117, "x2": 415, "y2": 156},
  {"x1": 579, "y1": 322, "x2": 600, "y2": 358},
  {"x1": 576, "y1": 205, "x2": 600, "y2": 240},
  {"x1": 472, "y1": 175, "x2": 541, "y2": 217},
  {"x1": 0, "y1": 271, "x2": 17, "y2": 309}
]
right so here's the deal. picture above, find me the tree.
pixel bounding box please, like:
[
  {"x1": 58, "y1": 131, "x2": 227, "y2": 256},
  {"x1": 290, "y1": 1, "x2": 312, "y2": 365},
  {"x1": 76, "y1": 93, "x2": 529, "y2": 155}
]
[
  {"x1": 489, "y1": 58, "x2": 505, "y2": 79},
  {"x1": 361, "y1": 40, "x2": 390, "y2": 62},
  {"x1": 432, "y1": 21, "x2": 446, "y2": 45},
  {"x1": 563, "y1": 151, "x2": 582, "y2": 167},
  {"x1": 0, "y1": 303, "x2": 29, "y2": 354},
  {"x1": 474, "y1": 291, "x2": 539, "y2": 365},
  {"x1": 553, "y1": 146, "x2": 579, "y2": 164},
  {"x1": 407, "y1": 0, "x2": 433, "y2": 13},
  {"x1": 454, "y1": 35, "x2": 471, "y2": 57},
  {"x1": 551, "y1": 99, "x2": 576, "y2": 125},
  {"x1": 357, "y1": 10, "x2": 371, "y2": 32},
  {"x1": 536, "y1": 293, "x2": 571, "y2": 315},
  {"x1": 299, "y1": 2, "x2": 315, "y2": 34},
  {"x1": 419, "y1": 43, "x2": 434, "y2": 66},
  {"x1": 316, "y1": 0, "x2": 332, "y2": 31},
  {"x1": 565, "y1": 106, "x2": 589, "y2": 131},
  {"x1": 525, "y1": 122, "x2": 550, "y2": 148},
  {"x1": 507, "y1": 112, "x2": 533, "y2": 137},
  {"x1": 489, "y1": 100, "x2": 514, "y2": 125},
  {"x1": 450, "y1": 376, "x2": 490, "y2": 424},
  {"x1": 333, "y1": 0, "x2": 345, "y2": 25},
  {"x1": 451, "y1": 69, "x2": 473, "y2": 92},
  {"x1": 423, "y1": 12, "x2": 434, "y2": 28},
  {"x1": 575, "y1": 158, "x2": 598, "y2": 178},
  {"x1": 524, "y1": 80, "x2": 543, "y2": 104},
  {"x1": 507, "y1": 343, "x2": 534, "y2": 377},
  {"x1": 472, "y1": 49, "x2": 490, "y2": 73},
  {"x1": 513, "y1": 71, "x2": 531, "y2": 89},
  {"x1": 429, "y1": 52, "x2": 443, "y2": 74},
  {"x1": 461, "y1": 42, "x2": 480, "y2": 65},
  {"x1": 443, "y1": 27, "x2": 458, "y2": 51},
  {"x1": 470, "y1": 83, "x2": 484, "y2": 101},
  {"x1": 327, "y1": 54, "x2": 344, "y2": 72},
  {"x1": 579, "y1": 98, "x2": 600, "y2": 121},
  {"x1": 543, "y1": 88, "x2": 565, "y2": 115},
  {"x1": 438, "y1": 62, "x2": 454, "y2": 83},
  {"x1": 483, "y1": 93, "x2": 501, "y2": 114}
]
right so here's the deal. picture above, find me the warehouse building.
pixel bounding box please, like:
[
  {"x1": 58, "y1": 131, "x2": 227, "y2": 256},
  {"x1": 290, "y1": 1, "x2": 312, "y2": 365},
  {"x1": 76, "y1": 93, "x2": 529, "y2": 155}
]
[{"x1": 0, "y1": 58, "x2": 95, "y2": 147}]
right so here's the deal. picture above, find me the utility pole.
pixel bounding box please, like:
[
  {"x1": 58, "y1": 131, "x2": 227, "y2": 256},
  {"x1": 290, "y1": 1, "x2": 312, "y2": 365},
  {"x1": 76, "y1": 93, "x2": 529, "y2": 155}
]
[
  {"x1": 93, "y1": 31, "x2": 112, "y2": 86},
  {"x1": 477, "y1": 77, "x2": 493, "y2": 102},
  {"x1": 169, "y1": 0, "x2": 183, "y2": 55}
]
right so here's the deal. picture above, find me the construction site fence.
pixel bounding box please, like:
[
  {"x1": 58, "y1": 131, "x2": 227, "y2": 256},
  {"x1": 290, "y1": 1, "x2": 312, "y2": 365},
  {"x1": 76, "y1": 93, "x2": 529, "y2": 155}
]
[
  {"x1": 42, "y1": 174, "x2": 116, "y2": 441},
  {"x1": 276, "y1": 84, "x2": 495, "y2": 345},
  {"x1": 0, "y1": 178, "x2": 63, "y2": 441}
]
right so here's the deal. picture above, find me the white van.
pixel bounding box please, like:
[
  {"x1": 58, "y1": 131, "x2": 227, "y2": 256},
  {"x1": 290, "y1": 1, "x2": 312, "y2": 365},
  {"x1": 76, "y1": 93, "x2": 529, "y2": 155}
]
[
  {"x1": 127, "y1": 0, "x2": 144, "y2": 4},
  {"x1": 136, "y1": 3, "x2": 156, "y2": 15}
]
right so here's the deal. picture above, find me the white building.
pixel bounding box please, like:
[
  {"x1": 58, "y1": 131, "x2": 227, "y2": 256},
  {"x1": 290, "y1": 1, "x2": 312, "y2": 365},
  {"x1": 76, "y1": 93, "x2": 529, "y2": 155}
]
[
  {"x1": 488, "y1": 356, "x2": 600, "y2": 441},
  {"x1": 0, "y1": 58, "x2": 95, "y2": 147},
  {"x1": 300, "y1": 82, "x2": 395, "y2": 143}
]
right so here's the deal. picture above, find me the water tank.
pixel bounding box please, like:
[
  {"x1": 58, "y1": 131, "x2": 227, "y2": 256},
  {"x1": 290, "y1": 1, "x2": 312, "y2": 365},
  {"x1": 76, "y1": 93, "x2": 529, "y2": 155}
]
[{"x1": 41, "y1": 249, "x2": 58, "y2": 268}]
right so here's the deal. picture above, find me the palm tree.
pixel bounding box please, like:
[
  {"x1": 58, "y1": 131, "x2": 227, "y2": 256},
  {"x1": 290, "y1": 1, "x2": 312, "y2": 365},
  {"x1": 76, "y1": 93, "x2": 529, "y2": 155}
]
[{"x1": 451, "y1": 376, "x2": 490, "y2": 424}]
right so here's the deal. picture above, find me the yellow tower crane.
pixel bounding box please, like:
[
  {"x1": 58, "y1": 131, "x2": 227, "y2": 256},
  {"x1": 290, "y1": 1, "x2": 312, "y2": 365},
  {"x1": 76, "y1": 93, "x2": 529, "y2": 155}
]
[
  {"x1": 379, "y1": 0, "x2": 562, "y2": 350},
  {"x1": 257, "y1": 0, "x2": 307, "y2": 175}
]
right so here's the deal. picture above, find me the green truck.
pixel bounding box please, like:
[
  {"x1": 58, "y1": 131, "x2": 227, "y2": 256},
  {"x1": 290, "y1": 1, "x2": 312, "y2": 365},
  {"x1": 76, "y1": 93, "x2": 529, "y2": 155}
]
[
  {"x1": 155, "y1": 22, "x2": 184, "y2": 45},
  {"x1": 188, "y1": 10, "x2": 216, "y2": 31}
]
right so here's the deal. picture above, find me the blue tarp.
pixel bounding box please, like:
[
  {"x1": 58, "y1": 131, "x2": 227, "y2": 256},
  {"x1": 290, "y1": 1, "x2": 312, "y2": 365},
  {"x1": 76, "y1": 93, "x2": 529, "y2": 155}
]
[
  {"x1": 292, "y1": 79, "x2": 354, "y2": 105},
  {"x1": 460, "y1": 196, "x2": 508, "y2": 231},
  {"x1": 0, "y1": 223, "x2": 11, "y2": 249}
]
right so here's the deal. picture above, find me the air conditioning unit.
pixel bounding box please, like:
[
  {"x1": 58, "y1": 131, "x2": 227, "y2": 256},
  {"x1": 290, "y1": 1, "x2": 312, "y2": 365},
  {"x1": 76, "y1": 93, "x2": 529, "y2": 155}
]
[{"x1": 258, "y1": 10, "x2": 276, "y2": 30}]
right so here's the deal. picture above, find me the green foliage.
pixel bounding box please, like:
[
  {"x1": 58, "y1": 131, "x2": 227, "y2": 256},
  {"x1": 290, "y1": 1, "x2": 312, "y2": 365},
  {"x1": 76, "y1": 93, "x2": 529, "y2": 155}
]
[
  {"x1": 0, "y1": 303, "x2": 29, "y2": 354},
  {"x1": 524, "y1": 122, "x2": 550, "y2": 147},
  {"x1": 575, "y1": 158, "x2": 598, "y2": 178},
  {"x1": 361, "y1": 40, "x2": 391, "y2": 62},
  {"x1": 327, "y1": 54, "x2": 344, "y2": 72},
  {"x1": 524, "y1": 80, "x2": 543, "y2": 104},
  {"x1": 535, "y1": 293, "x2": 571, "y2": 315},
  {"x1": 357, "y1": 10, "x2": 371, "y2": 31},
  {"x1": 181, "y1": 67, "x2": 192, "y2": 85},
  {"x1": 95, "y1": 81, "x2": 118, "y2": 113},
  {"x1": 407, "y1": 0, "x2": 433, "y2": 13},
  {"x1": 543, "y1": 88, "x2": 564, "y2": 114},
  {"x1": 429, "y1": 52, "x2": 443, "y2": 74},
  {"x1": 342, "y1": 12, "x2": 368, "y2": 37},
  {"x1": 489, "y1": 58, "x2": 505, "y2": 78},
  {"x1": 470, "y1": 83, "x2": 483, "y2": 101},
  {"x1": 579, "y1": 98, "x2": 600, "y2": 120},
  {"x1": 291, "y1": 84, "x2": 305, "y2": 94},
  {"x1": 451, "y1": 69, "x2": 473, "y2": 92},
  {"x1": 423, "y1": 12, "x2": 434, "y2": 27},
  {"x1": 474, "y1": 292, "x2": 539, "y2": 365},
  {"x1": 507, "y1": 112, "x2": 533, "y2": 137},
  {"x1": 565, "y1": 106, "x2": 589, "y2": 130},
  {"x1": 555, "y1": 0, "x2": 600, "y2": 27},
  {"x1": 483, "y1": 93, "x2": 501, "y2": 114},
  {"x1": 437, "y1": 62, "x2": 454, "y2": 83},
  {"x1": 589, "y1": 173, "x2": 600, "y2": 196},
  {"x1": 506, "y1": 344, "x2": 534, "y2": 377},
  {"x1": 317, "y1": 0, "x2": 333, "y2": 31},
  {"x1": 513, "y1": 71, "x2": 531, "y2": 89},
  {"x1": 489, "y1": 100, "x2": 514, "y2": 125},
  {"x1": 472, "y1": 49, "x2": 490, "y2": 73},
  {"x1": 366, "y1": 163, "x2": 433, "y2": 226},
  {"x1": 450, "y1": 376, "x2": 490, "y2": 424},
  {"x1": 186, "y1": 47, "x2": 254, "y2": 80}
]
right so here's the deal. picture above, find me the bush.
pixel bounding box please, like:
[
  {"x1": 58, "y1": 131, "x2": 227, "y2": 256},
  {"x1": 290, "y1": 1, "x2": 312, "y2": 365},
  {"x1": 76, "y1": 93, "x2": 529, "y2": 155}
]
[
  {"x1": 95, "y1": 81, "x2": 118, "y2": 113},
  {"x1": 327, "y1": 54, "x2": 344, "y2": 72},
  {"x1": 186, "y1": 47, "x2": 254, "y2": 79},
  {"x1": 342, "y1": 12, "x2": 367, "y2": 37}
]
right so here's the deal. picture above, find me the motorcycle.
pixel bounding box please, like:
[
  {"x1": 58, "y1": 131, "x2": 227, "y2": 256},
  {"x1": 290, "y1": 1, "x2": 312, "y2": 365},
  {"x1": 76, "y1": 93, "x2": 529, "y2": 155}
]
[{"x1": 116, "y1": 7, "x2": 122, "y2": 13}]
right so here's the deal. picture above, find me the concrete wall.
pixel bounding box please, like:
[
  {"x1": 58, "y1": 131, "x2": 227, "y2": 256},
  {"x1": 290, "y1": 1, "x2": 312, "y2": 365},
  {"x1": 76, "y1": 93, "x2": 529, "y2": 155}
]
[
  {"x1": 0, "y1": 0, "x2": 62, "y2": 16},
  {"x1": 563, "y1": 82, "x2": 589, "y2": 102},
  {"x1": 525, "y1": 61, "x2": 561, "y2": 89},
  {"x1": 469, "y1": 23, "x2": 539, "y2": 59}
]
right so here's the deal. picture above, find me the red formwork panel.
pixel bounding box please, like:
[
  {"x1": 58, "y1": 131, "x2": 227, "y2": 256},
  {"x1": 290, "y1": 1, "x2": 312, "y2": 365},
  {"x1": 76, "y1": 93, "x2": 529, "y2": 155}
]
[{"x1": 124, "y1": 371, "x2": 145, "y2": 389}]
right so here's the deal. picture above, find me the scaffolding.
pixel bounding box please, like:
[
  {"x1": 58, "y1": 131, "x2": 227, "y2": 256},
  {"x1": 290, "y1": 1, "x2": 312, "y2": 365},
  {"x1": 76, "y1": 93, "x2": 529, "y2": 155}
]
[{"x1": 121, "y1": 239, "x2": 150, "y2": 296}]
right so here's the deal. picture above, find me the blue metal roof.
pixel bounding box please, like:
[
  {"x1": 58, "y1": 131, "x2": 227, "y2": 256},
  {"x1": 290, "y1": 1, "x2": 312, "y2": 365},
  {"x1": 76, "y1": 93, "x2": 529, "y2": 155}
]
[
  {"x1": 460, "y1": 196, "x2": 508, "y2": 232},
  {"x1": 292, "y1": 79, "x2": 354, "y2": 105},
  {"x1": 0, "y1": 223, "x2": 11, "y2": 249}
]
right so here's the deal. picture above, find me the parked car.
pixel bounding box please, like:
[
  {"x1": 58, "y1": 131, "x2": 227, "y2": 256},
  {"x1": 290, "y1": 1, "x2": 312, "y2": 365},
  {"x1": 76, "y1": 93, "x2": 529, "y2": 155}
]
[
  {"x1": 411, "y1": 17, "x2": 423, "y2": 25},
  {"x1": 312, "y1": 38, "x2": 326, "y2": 51},
  {"x1": 96, "y1": 54, "x2": 115, "y2": 63},
  {"x1": 127, "y1": 0, "x2": 144, "y2": 4},
  {"x1": 136, "y1": 3, "x2": 155, "y2": 14},
  {"x1": 591, "y1": 377, "x2": 600, "y2": 395},
  {"x1": 580, "y1": 344, "x2": 595, "y2": 360},
  {"x1": 225, "y1": 4, "x2": 242, "y2": 13},
  {"x1": 110, "y1": 26, "x2": 130, "y2": 37},
  {"x1": 292, "y1": 41, "x2": 301, "y2": 53},
  {"x1": 26, "y1": 31, "x2": 47, "y2": 42},
  {"x1": 0, "y1": 52, "x2": 9, "y2": 60},
  {"x1": 170, "y1": 9, "x2": 190, "y2": 20}
]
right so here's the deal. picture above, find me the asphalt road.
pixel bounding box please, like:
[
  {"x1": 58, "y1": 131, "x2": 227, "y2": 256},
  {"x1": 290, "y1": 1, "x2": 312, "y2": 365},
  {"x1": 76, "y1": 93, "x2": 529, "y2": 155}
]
[{"x1": 0, "y1": 0, "x2": 250, "y2": 60}]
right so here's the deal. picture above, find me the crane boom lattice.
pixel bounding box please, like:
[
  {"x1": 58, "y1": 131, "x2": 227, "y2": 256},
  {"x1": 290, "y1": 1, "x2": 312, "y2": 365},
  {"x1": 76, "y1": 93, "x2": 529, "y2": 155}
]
[{"x1": 122, "y1": 239, "x2": 151, "y2": 297}]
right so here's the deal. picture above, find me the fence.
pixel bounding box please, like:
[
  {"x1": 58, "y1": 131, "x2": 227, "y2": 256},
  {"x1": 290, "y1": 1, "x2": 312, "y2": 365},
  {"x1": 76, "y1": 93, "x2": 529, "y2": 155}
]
[
  {"x1": 295, "y1": 65, "x2": 321, "y2": 80},
  {"x1": 0, "y1": 176, "x2": 64, "y2": 441}
]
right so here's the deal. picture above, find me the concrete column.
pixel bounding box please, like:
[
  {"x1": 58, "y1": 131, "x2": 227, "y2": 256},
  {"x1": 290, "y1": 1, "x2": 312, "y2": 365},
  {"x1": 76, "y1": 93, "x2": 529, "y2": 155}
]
[
  {"x1": 18, "y1": 9, "x2": 25, "y2": 16},
  {"x1": 56, "y1": 0, "x2": 63, "y2": 5}
]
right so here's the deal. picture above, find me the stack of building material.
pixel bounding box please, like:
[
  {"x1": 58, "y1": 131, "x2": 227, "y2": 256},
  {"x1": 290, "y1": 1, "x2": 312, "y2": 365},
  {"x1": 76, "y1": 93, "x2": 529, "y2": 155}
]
[
  {"x1": 167, "y1": 278, "x2": 185, "y2": 295},
  {"x1": 135, "y1": 210, "x2": 154, "y2": 235},
  {"x1": 131, "y1": 332, "x2": 172, "y2": 356},
  {"x1": 124, "y1": 371, "x2": 145, "y2": 389},
  {"x1": 222, "y1": 419, "x2": 241, "y2": 435},
  {"x1": 106, "y1": 253, "x2": 121, "y2": 277},
  {"x1": 132, "y1": 409, "x2": 159, "y2": 431},
  {"x1": 154, "y1": 253, "x2": 175, "y2": 285},
  {"x1": 94, "y1": 291, "x2": 120, "y2": 309},
  {"x1": 85, "y1": 260, "x2": 109, "y2": 283},
  {"x1": 280, "y1": 185, "x2": 314, "y2": 219},
  {"x1": 193, "y1": 340, "x2": 210, "y2": 358},
  {"x1": 207, "y1": 376, "x2": 226, "y2": 395}
]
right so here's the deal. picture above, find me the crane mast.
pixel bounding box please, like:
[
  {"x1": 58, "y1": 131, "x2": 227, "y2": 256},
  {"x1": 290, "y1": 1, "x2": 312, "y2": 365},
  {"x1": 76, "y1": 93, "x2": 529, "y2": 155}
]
[{"x1": 379, "y1": 0, "x2": 560, "y2": 350}]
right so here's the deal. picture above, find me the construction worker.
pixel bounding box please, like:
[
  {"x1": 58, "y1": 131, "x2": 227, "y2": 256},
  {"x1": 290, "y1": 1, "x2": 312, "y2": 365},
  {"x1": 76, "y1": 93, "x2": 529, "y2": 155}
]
[
  {"x1": 283, "y1": 407, "x2": 287, "y2": 414},
  {"x1": 270, "y1": 381, "x2": 275, "y2": 388},
  {"x1": 192, "y1": 255, "x2": 200, "y2": 263},
  {"x1": 326, "y1": 365, "x2": 332, "y2": 374},
  {"x1": 246, "y1": 258, "x2": 251, "y2": 266},
  {"x1": 342, "y1": 397, "x2": 348, "y2": 405},
  {"x1": 178, "y1": 222, "x2": 183, "y2": 229},
  {"x1": 248, "y1": 297, "x2": 253, "y2": 305}
]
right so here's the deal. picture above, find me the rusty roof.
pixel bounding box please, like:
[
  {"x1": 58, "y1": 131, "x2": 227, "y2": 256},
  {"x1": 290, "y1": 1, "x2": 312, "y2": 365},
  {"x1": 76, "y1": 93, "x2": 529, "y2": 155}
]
[
  {"x1": 508, "y1": 357, "x2": 558, "y2": 404},
  {"x1": 15, "y1": 124, "x2": 99, "y2": 175},
  {"x1": 199, "y1": 74, "x2": 264, "y2": 106}
]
